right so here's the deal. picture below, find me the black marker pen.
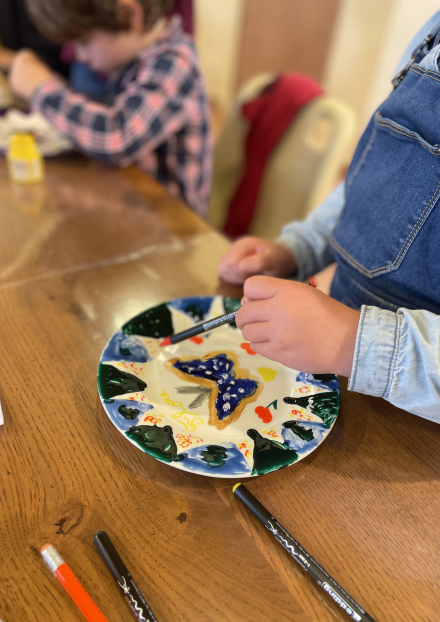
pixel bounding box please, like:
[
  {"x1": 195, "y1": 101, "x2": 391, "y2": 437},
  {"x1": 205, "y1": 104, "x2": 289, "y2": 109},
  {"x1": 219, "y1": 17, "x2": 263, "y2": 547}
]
[
  {"x1": 233, "y1": 484, "x2": 377, "y2": 622},
  {"x1": 161, "y1": 310, "x2": 238, "y2": 345},
  {"x1": 94, "y1": 531, "x2": 158, "y2": 622}
]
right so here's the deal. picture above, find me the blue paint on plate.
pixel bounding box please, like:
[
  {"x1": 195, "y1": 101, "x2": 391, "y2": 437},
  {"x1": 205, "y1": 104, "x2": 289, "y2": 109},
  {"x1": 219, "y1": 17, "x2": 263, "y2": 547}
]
[
  {"x1": 281, "y1": 421, "x2": 328, "y2": 454},
  {"x1": 182, "y1": 442, "x2": 251, "y2": 476},
  {"x1": 104, "y1": 399, "x2": 154, "y2": 431},
  {"x1": 101, "y1": 332, "x2": 151, "y2": 364},
  {"x1": 168, "y1": 296, "x2": 214, "y2": 322},
  {"x1": 172, "y1": 353, "x2": 259, "y2": 421},
  {"x1": 296, "y1": 372, "x2": 340, "y2": 393}
]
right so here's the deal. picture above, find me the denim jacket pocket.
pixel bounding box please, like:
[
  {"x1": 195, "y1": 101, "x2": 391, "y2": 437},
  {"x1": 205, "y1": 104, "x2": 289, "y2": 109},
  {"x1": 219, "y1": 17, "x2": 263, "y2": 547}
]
[{"x1": 331, "y1": 112, "x2": 440, "y2": 277}]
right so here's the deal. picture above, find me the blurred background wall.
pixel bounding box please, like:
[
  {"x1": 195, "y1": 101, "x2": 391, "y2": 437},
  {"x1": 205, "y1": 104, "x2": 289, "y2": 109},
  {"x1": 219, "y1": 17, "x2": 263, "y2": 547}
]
[{"x1": 194, "y1": 0, "x2": 440, "y2": 162}]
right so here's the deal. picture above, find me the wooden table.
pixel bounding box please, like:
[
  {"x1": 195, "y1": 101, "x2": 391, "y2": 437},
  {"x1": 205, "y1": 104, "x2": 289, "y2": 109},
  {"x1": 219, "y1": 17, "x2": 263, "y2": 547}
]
[{"x1": 1, "y1": 158, "x2": 440, "y2": 622}]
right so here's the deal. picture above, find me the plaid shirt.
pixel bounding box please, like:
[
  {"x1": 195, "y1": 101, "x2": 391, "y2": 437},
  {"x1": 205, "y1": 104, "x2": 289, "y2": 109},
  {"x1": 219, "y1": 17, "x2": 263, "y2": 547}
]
[{"x1": 31, "y1": 17, "x2": 212, "y2": 216}]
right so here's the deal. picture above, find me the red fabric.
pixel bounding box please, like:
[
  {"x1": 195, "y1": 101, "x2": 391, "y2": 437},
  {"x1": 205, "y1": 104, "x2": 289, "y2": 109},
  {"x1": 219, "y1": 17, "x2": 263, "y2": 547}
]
[
  {"x1": 223, "y1": 73, "x2": 324, "y2": 239},
  {"x1": 169, "y1": 0, "x2": 194, "y2": 34}
]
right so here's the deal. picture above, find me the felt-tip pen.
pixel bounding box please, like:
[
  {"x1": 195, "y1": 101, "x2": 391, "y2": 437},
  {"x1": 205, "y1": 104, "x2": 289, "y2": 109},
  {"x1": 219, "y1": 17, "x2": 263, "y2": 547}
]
[
  {"x1": 94, "y1": 531, "x2": 159, "y2": 622},
  {"x1": 233, "y1": 484, "x2": 377, "y2": 622}
]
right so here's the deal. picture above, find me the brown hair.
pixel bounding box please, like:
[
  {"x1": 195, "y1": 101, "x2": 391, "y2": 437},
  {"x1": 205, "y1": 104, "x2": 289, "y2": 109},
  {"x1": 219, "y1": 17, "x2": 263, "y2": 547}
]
[{"x1": 26, "y1": 0, "x2": 174, "y2": 43}]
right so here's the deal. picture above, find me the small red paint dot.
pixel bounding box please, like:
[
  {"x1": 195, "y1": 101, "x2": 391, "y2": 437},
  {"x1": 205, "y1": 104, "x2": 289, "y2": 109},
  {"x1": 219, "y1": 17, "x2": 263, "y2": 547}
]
[
  {"x1": 241, "y1": 343, "x2": 257, "y2": 355},
  {"x1": 190, "y1": 336, "x2": 204, "y2": 345}
]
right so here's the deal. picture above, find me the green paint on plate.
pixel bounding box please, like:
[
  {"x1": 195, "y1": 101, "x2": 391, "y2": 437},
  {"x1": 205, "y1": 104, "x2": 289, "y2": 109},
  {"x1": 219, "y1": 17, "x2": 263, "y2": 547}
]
[
  {"x1": 98, "y1": 363, "x2": 147, "y2": 400},
  {"x1": 185, "y1": 304, "x2": 205, "y2": 322},
  {"x1": 284, "y1": 392, "x2": 340, "y2": 428},
  {"x1": 223, "y1": 297, "x2": 241, "y2": 314},
  {"x1": 247, "y1": 429, "x2": 298, "y2": 476},
  {"x1": 118, "y1": 405, "x2": 140, "y2": 420},
  {"x1": 201, "y1": 445, "x2": 227, "y2": 468},
  {"x1": 267, "y1": 400, "x2": 278, "y2": 410},
  {"x1": 311, "y1": 374, "x2": 337, "y2": 383},
  {"x1": 283, "y1": 420, "x2": 314, "y2": 441},
  {"x1": 126, "y1": 425, "x2": 183, "y2": 464},
  {"x1": 223, "y1": 297, "x2": 241, "y2": 328},
  {"x1": 122, "y1": 303, "x2": 173, "y2": 338}
]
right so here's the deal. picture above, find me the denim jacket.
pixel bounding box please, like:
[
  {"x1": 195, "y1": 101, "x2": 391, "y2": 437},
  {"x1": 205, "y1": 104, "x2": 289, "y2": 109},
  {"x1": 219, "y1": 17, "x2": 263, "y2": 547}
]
[{"x1": 278, "y1": 12, "x2": 440, "y2": 423}]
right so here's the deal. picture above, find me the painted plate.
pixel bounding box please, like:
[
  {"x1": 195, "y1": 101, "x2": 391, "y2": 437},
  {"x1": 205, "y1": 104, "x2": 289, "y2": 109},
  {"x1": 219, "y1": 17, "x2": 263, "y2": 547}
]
[{"x1": 98, "y1": 296, "x2": 340, "y2": 478}]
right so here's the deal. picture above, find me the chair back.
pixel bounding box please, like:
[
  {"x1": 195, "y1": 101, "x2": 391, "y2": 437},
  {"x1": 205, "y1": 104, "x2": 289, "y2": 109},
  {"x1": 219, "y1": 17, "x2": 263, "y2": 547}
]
[{"x1": 208, "y1": 73, "x2": 355, "y2": 240}]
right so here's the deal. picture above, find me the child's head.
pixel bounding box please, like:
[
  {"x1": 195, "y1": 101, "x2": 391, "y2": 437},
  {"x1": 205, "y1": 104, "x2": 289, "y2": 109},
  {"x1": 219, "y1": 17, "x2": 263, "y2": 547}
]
[{"x1": 27, "y1": 0, "x2": 173, "y2": 73}]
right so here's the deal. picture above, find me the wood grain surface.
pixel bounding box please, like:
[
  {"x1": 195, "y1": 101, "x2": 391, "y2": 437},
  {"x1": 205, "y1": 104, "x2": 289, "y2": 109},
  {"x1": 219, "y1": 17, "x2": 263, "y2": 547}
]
[{"x1": 0, "y1": 158, "x2": 439, "y2": 622}]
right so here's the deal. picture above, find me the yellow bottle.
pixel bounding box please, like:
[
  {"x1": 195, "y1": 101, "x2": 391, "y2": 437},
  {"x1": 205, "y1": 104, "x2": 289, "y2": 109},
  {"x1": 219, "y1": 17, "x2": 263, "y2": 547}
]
[{"x1": 7, "y1": 134, "x2": 45, "y2": 185}]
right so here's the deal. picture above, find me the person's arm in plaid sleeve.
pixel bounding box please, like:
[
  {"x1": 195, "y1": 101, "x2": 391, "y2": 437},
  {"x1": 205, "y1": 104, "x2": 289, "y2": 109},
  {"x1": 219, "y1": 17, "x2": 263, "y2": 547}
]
[{"x1": 30, "y1": 51, "x2": 194, "y2": 166}]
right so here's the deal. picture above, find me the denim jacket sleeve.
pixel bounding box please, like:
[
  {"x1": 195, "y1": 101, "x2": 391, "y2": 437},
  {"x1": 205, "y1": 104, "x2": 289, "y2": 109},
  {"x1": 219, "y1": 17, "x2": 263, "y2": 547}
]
[
  {"x1": 276, "y1": 182, "x2": 344, "y2": 281},
  {"x1": 350, "y1": 306, "x2": 440, "y2": 422}
]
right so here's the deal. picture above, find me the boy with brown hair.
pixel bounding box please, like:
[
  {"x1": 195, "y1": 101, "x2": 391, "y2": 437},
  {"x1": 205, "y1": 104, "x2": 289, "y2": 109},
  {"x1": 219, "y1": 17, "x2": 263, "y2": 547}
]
[{"x1": 10, "y1": 0, "x2": 212, "y2": 215}]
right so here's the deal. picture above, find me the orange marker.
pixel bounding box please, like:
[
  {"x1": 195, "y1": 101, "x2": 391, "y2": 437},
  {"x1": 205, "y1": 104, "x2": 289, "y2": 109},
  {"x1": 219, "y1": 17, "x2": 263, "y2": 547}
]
[{"x1": 41, "y1": 544, "x2": 110, "y2": 622}]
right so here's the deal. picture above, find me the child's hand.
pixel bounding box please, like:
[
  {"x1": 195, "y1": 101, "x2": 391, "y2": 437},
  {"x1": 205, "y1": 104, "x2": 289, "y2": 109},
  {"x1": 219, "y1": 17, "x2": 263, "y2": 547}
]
[
  {"x1": 218, "y1": 237, "x2": 297, "y2": 284},
  {"x1": 10, "y1": 50, "x2": 55, "y2": 100},
  {"x1": 236, "y1": 276, "x2": 360, "y2": 377}
]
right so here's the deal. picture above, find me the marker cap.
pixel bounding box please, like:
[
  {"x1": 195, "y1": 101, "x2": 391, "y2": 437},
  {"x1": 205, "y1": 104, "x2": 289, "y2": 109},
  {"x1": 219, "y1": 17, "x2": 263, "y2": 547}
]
[
  {"x1": 233, "y1": 484, "x2": 273, "y2": 525},
  {"x1": 41, "y1": 544, "x2": 64, "y2": 574}
]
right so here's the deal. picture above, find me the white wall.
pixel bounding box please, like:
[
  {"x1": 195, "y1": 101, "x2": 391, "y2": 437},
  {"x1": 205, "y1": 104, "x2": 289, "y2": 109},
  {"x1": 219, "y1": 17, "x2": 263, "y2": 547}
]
[
  {"x1": 323, "y1": 0, "x2": 440, "y2": 162},
  {"x1": 195, "y1": 0, "x2": 440, "y2": 153},
  {"x1": 194, "y1": 0, "x2": 245, "y2": 112}
]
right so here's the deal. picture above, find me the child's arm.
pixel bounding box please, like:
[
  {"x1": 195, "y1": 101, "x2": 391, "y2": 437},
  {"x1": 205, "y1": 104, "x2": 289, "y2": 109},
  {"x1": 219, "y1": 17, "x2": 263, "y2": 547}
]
[
  {"x1": 9, "y1": 49, "x2": 54, "y2": 91},
  {"x1": 348, "y1": 306, "x2": 440, "y2": 420},
  {"x1": 10, "y1": 49, "x2": 197, "y2": 166},
  {"x1": 218, "y1": 183, "x2": 344, "y2": 284},
  {"x1": 237, "y1": 276, "x2": 440, "y2": 422},
  {"x1": 276, "y1": 182, "x2": 344, "y2": 281},
  {"x1": 0, "y1": 45, "x2": 15, "y2": 70}
]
